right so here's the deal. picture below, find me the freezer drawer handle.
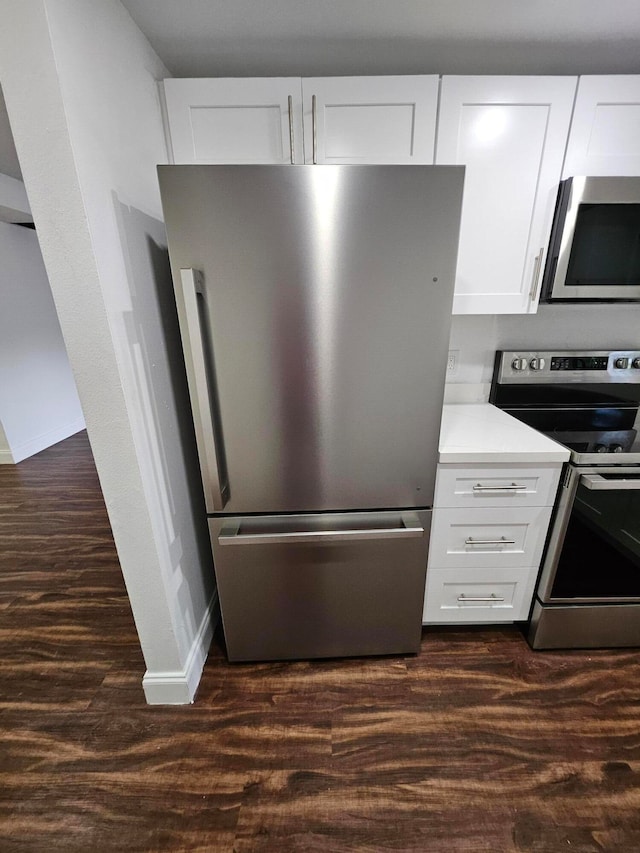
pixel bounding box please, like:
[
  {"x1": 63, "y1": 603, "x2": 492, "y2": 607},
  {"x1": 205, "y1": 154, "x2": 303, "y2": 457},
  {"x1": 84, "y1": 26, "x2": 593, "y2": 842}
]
[
  {"x1": 179, "y1": 268, "x2": 228, "y2": 512},
  {"x1": 464, "y1": 536, "x2": 516, "y2": 547},
  {"x1": 581, "y1": 473, "x2": 640, "y2": 491},
  {"x1": 218, "y1": 513, "x2": 423, "y2": 546},
  {"x1": 473, "y1": 482, "x2": 527, "y2": 492},
  {"x1": 457, "y1": 593, "x2": 505, "y2": 604}
]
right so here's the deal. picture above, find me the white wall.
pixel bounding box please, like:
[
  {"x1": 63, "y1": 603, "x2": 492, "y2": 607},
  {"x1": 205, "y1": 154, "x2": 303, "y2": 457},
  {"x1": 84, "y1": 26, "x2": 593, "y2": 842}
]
[
  {"x1": 0, "y1": 0, "x2": 214, "y2": 704},
  {"x1": 446, "y1": 303, "x2": 640, "y2": 399},
  {"x1": 0, "y1": 171, "x2": 32, "y2": 223},
  {"x1": 0, "y1": 419, "x2": 12, "y2": 463},
  {"x1": 0, "y1": 221, "x2": 84, "y2": 462}
]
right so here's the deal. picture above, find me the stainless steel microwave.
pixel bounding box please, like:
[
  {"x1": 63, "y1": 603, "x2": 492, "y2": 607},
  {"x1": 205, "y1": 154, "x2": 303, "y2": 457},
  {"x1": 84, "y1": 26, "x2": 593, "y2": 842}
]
[{"x1": 541, "y1": 176, "x2": 640, "y2": 302}]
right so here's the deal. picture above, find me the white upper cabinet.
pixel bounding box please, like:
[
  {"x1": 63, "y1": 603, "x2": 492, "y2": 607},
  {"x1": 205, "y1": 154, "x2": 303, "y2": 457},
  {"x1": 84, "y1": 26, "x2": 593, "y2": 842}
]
[
  {"x1": 301, "y1": 76, "x2": 438, "y2": 164},
  {"x1": 163, "y1": 76, "x2": 438, "y2": 166},
  {"x1": 163, "y1": 78, "x2": 304, "y2": 164},
  {"x1": 436, "y1": 76, "x2": 577, "y2": 314},
  {"x1": 563, "y1": 76, "x2": 640, "y2": 177}
]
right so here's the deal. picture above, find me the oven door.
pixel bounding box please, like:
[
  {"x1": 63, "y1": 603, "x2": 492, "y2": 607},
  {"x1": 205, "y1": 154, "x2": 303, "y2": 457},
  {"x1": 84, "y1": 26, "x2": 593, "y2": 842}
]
[{"x1": 537, "y1": 464, "x2": 640, "y2": 604}]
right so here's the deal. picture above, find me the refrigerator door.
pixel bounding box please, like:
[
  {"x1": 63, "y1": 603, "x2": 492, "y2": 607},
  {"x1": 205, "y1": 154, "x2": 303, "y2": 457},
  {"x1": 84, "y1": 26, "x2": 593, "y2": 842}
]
[
  {"x1": 209, "y1": 509, "x2": 430, "y2": 661},
  {"x1": 159, "y1": 165, "x2": 464, "y2": 514}
]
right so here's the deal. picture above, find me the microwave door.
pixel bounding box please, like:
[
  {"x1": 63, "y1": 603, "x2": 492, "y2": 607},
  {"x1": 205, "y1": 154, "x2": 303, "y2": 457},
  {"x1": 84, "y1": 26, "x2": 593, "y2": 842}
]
[{"x1": 544, "y1": 176, "x2": 640, "y2": 301}]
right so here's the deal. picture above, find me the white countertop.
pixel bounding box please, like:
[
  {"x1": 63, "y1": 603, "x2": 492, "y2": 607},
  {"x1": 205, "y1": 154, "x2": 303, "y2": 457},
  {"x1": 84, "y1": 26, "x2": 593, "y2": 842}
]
[{"x1": 439, "y1": 404, "x2": 570, "y2": 464}]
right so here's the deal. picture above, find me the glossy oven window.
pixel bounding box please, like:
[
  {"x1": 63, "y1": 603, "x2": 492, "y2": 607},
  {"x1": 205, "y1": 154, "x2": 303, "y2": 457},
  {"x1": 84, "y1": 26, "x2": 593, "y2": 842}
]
[{"x1": 551, "y1": 479, "x2": 640, "y2": 599}]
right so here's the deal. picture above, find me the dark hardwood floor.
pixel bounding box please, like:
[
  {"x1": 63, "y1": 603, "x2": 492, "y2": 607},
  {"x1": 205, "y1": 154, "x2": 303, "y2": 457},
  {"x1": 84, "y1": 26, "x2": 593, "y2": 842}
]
[{"x1": 1, "y1": 432, "x2": 640, "y2": 851}]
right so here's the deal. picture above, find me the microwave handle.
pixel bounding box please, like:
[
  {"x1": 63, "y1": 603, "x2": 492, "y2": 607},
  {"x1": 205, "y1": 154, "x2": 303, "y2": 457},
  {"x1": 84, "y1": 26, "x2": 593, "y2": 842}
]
[{"x1": 581, "y1": 474, "x2": 640, "y2": 492}]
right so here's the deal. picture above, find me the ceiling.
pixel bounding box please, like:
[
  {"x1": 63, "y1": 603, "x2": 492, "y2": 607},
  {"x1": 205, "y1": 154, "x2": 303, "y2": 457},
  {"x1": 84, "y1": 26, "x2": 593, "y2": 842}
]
[{"x1": 120, "y1": 0, "x2": 640, "y2": 78}]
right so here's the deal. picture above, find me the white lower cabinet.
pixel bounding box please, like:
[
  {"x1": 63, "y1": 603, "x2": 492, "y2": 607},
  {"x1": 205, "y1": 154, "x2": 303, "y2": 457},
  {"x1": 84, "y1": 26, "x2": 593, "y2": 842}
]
[
  {"x1": 435, "y1": 464, "x2": 560, "y2": 508},
  {"x1": 423, "y1": 463, "x2": 562, "y2": 624},
  {"x1": 429, "y1": 505, "x2": 553, "y2": 570},
  {"x1": 424, "y1": 567, "x2": 538, "y2": 624}
]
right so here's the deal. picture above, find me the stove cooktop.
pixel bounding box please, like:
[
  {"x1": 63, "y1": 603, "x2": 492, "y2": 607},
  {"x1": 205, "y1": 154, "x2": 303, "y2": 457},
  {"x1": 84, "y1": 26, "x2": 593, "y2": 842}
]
[{"x1": 490, "y1": 349, "x2": 640, "y2": 466}]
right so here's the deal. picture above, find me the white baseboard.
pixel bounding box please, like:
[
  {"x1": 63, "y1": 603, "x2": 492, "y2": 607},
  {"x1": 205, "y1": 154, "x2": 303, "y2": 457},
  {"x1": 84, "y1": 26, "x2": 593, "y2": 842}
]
[
  {"x1": 142, "y1": 590, "x2": 219, "y2": 705},
  {"x1": 0, "y1": 448, "x2": 14, "y2": 465},
  {"x1": 10, "y1": 417, "x2": 86, "y2": 463}
]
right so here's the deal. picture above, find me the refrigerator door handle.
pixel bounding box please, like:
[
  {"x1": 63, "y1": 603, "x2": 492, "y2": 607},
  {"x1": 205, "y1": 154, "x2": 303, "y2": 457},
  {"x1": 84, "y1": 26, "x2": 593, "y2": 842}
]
[
  {"x1": 179, "y1": 268, "x2": 229, "y2": 512},
  {"x1": 218, "y1": 512, "x2": 424, "y2": 545},
  {"x1": 312, "y1": 94, "x2": 318, "y2": 164},
  {"x1": 287, "y1": 95, "x2": 295, "y2": 164}
]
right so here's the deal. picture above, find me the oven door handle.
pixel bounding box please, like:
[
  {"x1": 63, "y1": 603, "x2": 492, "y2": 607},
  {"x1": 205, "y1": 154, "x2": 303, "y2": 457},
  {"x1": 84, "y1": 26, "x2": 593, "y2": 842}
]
[{"x1": 581, "y1": 474, "x2": 640, "y2": 491}]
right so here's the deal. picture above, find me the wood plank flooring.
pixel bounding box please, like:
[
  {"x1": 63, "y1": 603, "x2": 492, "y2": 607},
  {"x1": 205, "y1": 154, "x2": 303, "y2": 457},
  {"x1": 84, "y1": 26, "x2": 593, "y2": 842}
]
[{"x1": 1, "y1": 432, "x2": 640, "y2": 851}]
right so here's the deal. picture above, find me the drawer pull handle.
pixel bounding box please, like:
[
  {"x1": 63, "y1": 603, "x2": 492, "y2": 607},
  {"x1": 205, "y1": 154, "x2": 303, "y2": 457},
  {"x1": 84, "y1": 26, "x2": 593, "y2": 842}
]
[
  {"x1": 473, "y1": 483, "x2": 527, "y2": 492},
  {"x1": 464, "y1": 536, "x2": 516, "y2": 547},
  {"x1": 458, "y1": 593, "x2": 505, "y2": 603}
]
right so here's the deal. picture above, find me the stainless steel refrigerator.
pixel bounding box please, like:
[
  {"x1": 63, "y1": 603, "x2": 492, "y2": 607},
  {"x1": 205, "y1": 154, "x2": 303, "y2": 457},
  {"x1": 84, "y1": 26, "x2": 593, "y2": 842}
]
[{"x1": 158, "y1": 165, "x2": 464, "y2": 662}]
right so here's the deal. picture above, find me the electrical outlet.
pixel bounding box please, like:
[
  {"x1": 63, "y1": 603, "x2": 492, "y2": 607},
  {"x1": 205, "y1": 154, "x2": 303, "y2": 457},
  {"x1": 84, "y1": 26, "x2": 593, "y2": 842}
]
[{"x1": 447, "y1": 350, "x2": 459, "y2": 373}]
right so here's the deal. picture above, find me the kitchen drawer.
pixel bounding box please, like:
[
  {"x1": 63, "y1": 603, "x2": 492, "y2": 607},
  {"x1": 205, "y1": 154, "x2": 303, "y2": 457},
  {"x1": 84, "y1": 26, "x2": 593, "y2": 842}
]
[
  {"x1": 428, "y1": 505, "x2": 553, "y2": 569},
  {"x1": 423, "y1": 566, "x2": 538, "y2": 624},
  {"x1": 435, "y1": 464, "x2": 561, "y2": 508}
]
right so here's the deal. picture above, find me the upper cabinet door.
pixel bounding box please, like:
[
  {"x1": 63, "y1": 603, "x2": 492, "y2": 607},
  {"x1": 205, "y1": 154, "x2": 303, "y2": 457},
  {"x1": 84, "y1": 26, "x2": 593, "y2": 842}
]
[
  {"x1": 301, "y1": 76, "x2": 439, "y2": 164},
  {"x1": 163, "y1": 79, "x2": 304, "y2": 164},
  {"x1": 563, "y1": 76, "x2": 640, "y2": 177},
  {"x1": 437, "y1": 76, "x2": 577, "y2": 314}
]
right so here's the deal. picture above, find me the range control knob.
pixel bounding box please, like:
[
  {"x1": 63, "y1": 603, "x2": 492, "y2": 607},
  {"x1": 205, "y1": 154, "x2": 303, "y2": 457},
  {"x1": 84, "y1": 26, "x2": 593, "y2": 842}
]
[
  {"x1": 529, "y1": 357, "x2": 546, "y2": 371},
  {"x1": 595, "y1": 444, "x2": 609, "y2": 453},
  {"x1": 511, "y1": 357, "x2": 528, "y2": 371},
  {"x1": 615, "y1": 357, "x2": 630, "y2": 369},
  {"x1": 633, "y1": 357, "x2": 640, "y2": 369},
  {"x1": 612, "y1": 444, "x2": 625, "y2": 453}
]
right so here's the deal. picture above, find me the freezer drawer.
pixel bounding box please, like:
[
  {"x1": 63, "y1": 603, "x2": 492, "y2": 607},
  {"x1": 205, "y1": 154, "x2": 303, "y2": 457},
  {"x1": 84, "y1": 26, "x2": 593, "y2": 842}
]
[{"x1": 210, "y1": 509, "x2": 431, "y2": 662}]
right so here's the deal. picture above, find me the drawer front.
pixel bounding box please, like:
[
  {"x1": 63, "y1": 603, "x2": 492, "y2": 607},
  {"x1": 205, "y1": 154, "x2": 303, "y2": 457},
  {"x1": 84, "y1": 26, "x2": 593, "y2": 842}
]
[
  {"x1": 428, "y1": 506, "x2": 553, "y2": 569},
  {"x1": 209, "y1": 510, "x2": 430, "y2": 661},
  {"x1": 435, "y1": 465, "x2": 561, "y2": 508},
  {"x1": 423, "y1": 567, "x2": 538, "y2": 624}
]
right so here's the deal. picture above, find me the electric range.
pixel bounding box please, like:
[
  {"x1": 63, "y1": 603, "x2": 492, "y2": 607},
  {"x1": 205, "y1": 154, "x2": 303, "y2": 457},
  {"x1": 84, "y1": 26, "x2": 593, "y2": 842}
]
[{"x1": 491, "y1": 349, "x2": 640, "y2": 649}]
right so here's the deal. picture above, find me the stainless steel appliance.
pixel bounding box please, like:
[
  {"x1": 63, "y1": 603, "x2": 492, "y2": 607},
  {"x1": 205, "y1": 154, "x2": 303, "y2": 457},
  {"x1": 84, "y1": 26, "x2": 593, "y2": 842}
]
[
  {"x1": 158, "y1": 164, "x2": 465, "y2": 661},
  {"x1": 491, "y1": 349, "x2": 640, "y2": 649},
  {"x1": 541, "y1": 177, "x2": 640, "y2": 302}
]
